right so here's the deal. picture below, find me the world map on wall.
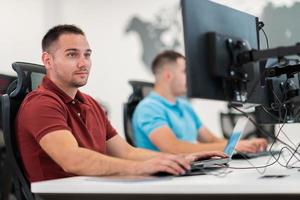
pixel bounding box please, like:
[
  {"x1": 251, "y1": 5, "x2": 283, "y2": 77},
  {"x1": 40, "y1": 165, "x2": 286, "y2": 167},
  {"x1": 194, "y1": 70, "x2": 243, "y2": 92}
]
[
  {"x1": 125, "y1": 1, "x2": 300, "y2": 71},
  {"x1": 125, "y1": 4, "x2": 183, "y2": 71},
  {"x1": 260, "y1": 2, "x2": 300, "y2": 48}
]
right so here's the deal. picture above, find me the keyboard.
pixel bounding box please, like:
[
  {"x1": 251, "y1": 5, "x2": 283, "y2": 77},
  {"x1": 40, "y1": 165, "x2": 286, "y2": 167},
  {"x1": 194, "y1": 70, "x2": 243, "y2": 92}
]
[
  {"x1": 153, "y1": 162, "x2": 226, "y2": 177},
  {"x1": 232, "y1": 150, "x2": 281, "y2": 159}
]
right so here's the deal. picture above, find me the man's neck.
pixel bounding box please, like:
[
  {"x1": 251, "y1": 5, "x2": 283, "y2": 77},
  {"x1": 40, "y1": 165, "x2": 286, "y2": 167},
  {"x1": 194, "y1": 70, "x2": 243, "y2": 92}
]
[
  {"x1": 153, "y1": 85, "x2": 177, "y2": 103},
  {"x1": 52, "y1": 79, "x2": 78, "y2": 99}
]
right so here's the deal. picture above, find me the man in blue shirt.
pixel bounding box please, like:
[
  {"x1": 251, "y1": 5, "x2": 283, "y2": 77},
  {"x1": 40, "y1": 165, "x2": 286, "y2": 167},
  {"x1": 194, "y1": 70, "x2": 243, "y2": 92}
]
[{"x1": 132, "y1": 50, "x2": 268, "y2": 153}]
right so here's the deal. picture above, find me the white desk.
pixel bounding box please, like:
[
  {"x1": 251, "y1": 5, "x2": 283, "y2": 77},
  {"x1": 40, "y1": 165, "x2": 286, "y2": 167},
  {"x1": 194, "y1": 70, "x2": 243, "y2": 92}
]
[{"x1": 31, "y1": 156, "x2": 300, "y2": 200}]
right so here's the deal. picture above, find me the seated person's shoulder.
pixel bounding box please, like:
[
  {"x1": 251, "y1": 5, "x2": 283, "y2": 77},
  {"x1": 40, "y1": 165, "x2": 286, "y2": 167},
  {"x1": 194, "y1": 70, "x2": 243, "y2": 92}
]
[
  {"x1": 135, "y1": 96, "x2": 164, "y2": 113},
  {"x1": 20, "y1": 89, "x2": 66, "y2": 113},
  {"x1": 25, "y1": 88, "x2": 62, "y2": 102}
]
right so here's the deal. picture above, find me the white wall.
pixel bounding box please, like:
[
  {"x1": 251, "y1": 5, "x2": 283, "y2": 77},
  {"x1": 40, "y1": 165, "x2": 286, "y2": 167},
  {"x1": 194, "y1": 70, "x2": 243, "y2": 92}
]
[
  {"x1": 0, "y1": 0, "x2": 299, "y2": 144},
  {"x1": 0, "y1": 0, "x2": 45, "y2": 75},
  {"x1": 0, "y1": 0, "x2": 180, "y2": 134}
]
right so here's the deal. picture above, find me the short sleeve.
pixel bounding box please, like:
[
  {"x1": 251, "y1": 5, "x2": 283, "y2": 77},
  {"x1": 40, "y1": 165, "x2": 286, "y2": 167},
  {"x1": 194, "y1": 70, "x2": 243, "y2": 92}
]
[
  {"x1": 17, "y1": 93, "x2": 71, "y2": 142},
  {"x1": 105, "y1": 119, "x2": 118, "y2": 140},
  {"x1": 134, "y1": 101, "x2": 168, "y2": 136}
]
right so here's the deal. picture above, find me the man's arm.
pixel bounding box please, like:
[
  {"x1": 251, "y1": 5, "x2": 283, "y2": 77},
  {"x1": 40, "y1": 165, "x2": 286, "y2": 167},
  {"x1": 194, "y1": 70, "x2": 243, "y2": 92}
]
[
  {"x1": 197, "y1": 126, "x2": 226, "y2": 143},
  {"x1": 149, "y1": 126, "x2": 227, "y2": 154},
  {"x1": 39, "y1": 130, "x2": 191, "y2": 176},
  {"x1": 149, "y1": 126, "x2": 268, "y2": 154},
  {"x1": 106, "y1": 134, "x2": 162, "y2": 161},
  {"x1": 107, "y1": 134, "x2": 228, "y2": 165},
  {"x1": 198, "y1": 126, "x2": 268, "y2": 153}
]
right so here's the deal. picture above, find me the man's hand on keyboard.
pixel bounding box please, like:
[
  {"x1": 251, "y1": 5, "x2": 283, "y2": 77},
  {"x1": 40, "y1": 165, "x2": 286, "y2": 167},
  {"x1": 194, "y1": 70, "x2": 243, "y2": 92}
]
[
  {"x1": 184, "y1": 151, "x2": 228, "y2": 162},
  {"x1": 236, "y1": 138, "x2": 268, "y2": 153}
]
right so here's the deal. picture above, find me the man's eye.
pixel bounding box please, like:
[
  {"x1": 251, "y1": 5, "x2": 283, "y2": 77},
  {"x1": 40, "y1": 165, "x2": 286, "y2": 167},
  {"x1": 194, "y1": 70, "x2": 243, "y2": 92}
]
[
  {"x1": 85, "y1": 53, "x2": 91, "y2": 58},
  {"x1": 67, "y1": 53, "x2": 77, "y2": 57}
]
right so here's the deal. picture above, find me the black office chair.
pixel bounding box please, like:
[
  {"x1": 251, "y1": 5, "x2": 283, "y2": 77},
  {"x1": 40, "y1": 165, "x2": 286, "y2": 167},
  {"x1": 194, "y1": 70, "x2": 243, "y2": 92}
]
[
  {"x1": 0, "y1": 74, "x2": 17, "y2": 200},
  {"x1": 1, "y1": 62, "x2": 46, "y2": 200},
  {"x1": 123, "y1": 80, "x2": 154, "y2": 146},
  {"x1": 220, "y1": 105, "x2": 275, "y2": 143}
]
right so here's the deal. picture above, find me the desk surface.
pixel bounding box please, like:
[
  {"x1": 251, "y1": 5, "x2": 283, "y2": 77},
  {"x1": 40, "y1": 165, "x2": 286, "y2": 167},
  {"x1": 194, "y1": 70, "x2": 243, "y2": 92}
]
[{"x1": 31, "y1": 156, "x2": 300, "y2": 195}]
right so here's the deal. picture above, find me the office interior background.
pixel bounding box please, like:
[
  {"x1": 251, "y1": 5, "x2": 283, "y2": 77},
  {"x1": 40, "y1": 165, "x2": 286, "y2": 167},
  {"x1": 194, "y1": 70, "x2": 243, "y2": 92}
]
[{"x1": 1, "y1": 0, "x2": 300, "y2": 142}]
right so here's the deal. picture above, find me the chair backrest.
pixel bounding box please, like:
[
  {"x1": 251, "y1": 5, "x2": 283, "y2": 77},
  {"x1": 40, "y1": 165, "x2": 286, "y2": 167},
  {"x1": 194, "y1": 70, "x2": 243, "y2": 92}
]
[
  {"x1": 0, "y1": 74, "x2": 17, "y2": 95},
  {"x1": 0, "y1": 74, "x2": 17, "y2": 132},
  {"x1": 123, "y1": 80, "x2": 154, "y2": 146},
  {"x1": 1, "y1": 62, "x2": 46, "y2": 200},
  {"x1": 0, "y1": 74, "x2": 17, "y2": 200},
  {"x1": 220, "y1": 111, "x2": 275, "y2": 143}
]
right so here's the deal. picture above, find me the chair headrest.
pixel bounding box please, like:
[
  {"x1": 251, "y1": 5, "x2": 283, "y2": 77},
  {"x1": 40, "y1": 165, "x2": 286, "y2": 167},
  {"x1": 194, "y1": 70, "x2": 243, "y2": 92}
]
[{"x1": 9, "y1": 62, "x2": 46, "y2": 99}]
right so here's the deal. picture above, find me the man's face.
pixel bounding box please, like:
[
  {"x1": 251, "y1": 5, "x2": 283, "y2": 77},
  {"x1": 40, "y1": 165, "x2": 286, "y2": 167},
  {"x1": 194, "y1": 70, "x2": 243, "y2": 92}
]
[
  {"x1": 45, "y1": 33, "x2": 92, "y2": 89},
  {"x1": 169, "y1": 58, "x2": 187, "y2": 96}
]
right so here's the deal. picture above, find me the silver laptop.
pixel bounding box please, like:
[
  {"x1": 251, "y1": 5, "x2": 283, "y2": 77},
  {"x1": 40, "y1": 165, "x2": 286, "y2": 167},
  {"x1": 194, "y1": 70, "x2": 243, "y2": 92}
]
[{"x1": 191, "y1": 117, "x2": 249, "y2": 169}]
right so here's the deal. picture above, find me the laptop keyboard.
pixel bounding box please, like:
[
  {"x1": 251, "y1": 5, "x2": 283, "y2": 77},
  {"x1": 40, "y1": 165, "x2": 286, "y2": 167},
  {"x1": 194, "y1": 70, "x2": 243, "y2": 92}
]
[{"x1": 232, "y1": 150, "x2": 281, "y2": 159}]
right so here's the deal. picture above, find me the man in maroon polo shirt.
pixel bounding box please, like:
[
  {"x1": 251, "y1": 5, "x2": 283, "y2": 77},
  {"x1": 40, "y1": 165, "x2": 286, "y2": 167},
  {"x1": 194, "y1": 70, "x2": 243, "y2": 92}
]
[{"x1": 16, "y1": 24, "x2": 226, "y2": 182}]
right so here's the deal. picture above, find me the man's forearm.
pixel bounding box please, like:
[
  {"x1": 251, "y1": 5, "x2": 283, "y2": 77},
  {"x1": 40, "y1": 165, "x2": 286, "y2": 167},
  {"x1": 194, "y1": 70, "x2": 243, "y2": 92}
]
[
  {"x1": 158, "y1": 140, "x2": 227, "y2": 154},
  {"x1": 124, "y1": 147, "x2": 164, "y2": 161},
  {"x1": 198, "y1": 127, "x2": 226, "y2": 143},
  {"x1": 61, "y1": 147, "x2": 139, "y2": 176}
]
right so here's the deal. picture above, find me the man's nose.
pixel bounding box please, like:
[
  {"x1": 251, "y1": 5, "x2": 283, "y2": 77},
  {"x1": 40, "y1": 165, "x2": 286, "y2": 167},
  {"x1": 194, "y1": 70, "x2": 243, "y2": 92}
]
[{"x1": 78, "y1": 55, "x2": 90, "y2": 68}]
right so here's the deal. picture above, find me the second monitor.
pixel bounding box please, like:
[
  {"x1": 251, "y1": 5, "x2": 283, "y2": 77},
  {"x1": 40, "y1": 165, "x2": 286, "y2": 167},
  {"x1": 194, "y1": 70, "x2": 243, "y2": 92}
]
[
  {"x1": 182, "y1": 0, "x2": 300, "y2": 124},
  {"x1": 182, "y1": 0, "x2": 264, "y2": 105}
]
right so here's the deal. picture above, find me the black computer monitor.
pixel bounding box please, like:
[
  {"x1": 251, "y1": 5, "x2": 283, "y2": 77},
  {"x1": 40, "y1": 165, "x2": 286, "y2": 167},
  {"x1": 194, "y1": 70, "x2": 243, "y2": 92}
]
[
  {"x1": 182, "y1": 0, "x2": 265, "y2": 105},
  {"x1": 181, "y1": 0, "x2": 300, "y2": 124}
]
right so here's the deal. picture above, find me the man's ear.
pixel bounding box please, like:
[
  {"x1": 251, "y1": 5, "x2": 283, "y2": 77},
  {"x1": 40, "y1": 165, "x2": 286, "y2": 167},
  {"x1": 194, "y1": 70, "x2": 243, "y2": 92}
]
[
  {"x1": 164, "y1": 68, "x2": 173, "y2": 81},
  {"x1": 41, "y1": 52, "x2": 52, "y2": 70}
]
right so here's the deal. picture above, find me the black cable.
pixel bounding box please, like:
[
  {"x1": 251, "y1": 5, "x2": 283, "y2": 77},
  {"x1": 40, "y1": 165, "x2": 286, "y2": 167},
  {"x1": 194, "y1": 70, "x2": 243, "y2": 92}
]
[
  {"x1": 267, "y1": 99, "x2": 300, "y2": 166},
  {"x1": 228, "y1": 146, "x2": 300, "y2": 173},
  {"x1": 227, "y1": 152, "x2": 280, "y2": 170},
  {"x1": 261, "y1": 27, "x2": 269, "y2": 49},
  {"x1": 258, "y1": 21, "x2": 269, "y2": 50},
  {"x1": 273, "y1": 85, "x2": 300, "y2": 166},
  {"x1": 231, "y1": 104, "x2": 300, "y2": 161},
  {"x1": 279, "y1": 129, "x2": 298, "y2": 149},
  {"x1": 285, "y1": 143, "x2": 300, "y2": 168},
  {"x1": 228, "y1": 107, "x2": 294, "y2": 172},
  {"x1": 231, "y1": 106, "x2": 289, "y2": 146},
  {"x1": 259, "y1": 79, "x2": 290, "y2": 121},
  {"x1": 221, "y1": 107, "x2": 300, "y2": 173}
]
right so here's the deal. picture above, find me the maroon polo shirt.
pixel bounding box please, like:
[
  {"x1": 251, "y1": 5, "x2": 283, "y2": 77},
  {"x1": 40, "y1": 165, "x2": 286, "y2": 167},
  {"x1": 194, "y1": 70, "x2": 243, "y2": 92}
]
[{"x1": 16, "y1": 76, "x2": 117, "y2": 182}]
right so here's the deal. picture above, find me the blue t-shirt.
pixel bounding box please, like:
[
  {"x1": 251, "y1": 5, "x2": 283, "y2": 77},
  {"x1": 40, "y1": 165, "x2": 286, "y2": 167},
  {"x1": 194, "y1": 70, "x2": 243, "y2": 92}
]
[{"x1": 132, "y1": 91, "x2": 202, "y2": 151}]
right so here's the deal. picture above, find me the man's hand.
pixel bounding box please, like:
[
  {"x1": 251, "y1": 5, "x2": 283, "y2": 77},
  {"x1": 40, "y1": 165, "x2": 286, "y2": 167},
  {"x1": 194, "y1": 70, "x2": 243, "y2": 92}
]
[
  {"x1": 236, "y1": 138, "x2": 268, "y2": 153},
  {"x1": 184, "y1": 151, "x2": 228, "y2": 162},
  {"x1": 131, "y1": 154, "x2": 191, "y2": 176}
]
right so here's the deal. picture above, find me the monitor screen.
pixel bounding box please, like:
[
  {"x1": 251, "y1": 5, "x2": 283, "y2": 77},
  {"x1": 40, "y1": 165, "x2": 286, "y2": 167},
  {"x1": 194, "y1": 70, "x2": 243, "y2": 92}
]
[
  {"x1": 181, "y1": 0, "x2": 300, "y2": 124},
  {"x1": 181, "y1": 0, "x2": 265, "y2": 105}
]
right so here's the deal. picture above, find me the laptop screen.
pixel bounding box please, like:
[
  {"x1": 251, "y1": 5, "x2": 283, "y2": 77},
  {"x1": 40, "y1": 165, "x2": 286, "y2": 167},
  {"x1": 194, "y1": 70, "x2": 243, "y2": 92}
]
[{"x1": 223, "y1": 117, "x2": 249, "y2": 157}]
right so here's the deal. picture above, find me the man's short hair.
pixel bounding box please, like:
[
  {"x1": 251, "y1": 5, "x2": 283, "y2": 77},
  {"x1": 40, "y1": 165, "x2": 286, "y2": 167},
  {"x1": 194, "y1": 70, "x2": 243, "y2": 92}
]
[
  {"x1": 42, "y1": 24, "x2": 85, "y2": 52},
  {"x1": 151, "y1": 50, "x2": 185, "y2": 75}
]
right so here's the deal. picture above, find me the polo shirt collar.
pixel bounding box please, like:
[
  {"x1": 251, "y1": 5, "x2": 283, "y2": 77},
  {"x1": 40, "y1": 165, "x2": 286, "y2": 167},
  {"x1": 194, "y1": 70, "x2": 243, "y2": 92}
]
[
  {"x1": 149, "y1": 91, "x2": 179, "y2": 107},
  {"x1": 41, "y1": 76, "x2": 87, "y2": 104}
]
